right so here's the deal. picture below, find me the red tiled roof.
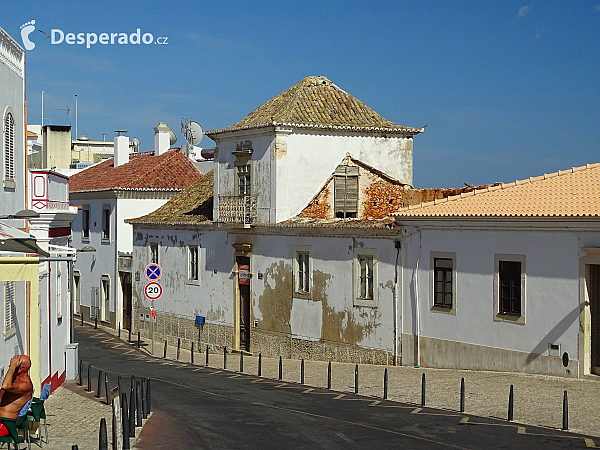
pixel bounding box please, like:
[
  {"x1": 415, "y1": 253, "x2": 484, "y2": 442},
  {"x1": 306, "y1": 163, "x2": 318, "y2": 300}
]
[{"x1": 69, "y1": 149, "x2": 201, "y2": 192}]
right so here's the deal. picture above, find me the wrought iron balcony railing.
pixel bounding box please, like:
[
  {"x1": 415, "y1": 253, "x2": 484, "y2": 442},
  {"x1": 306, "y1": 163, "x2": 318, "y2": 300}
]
[{"x1": 218, "y1": 195, "x2": 257, "y2": 224}]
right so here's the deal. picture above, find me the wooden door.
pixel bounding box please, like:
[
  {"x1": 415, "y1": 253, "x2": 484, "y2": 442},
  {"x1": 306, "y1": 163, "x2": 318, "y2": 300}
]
[
  {"x1": 590, "y1": 265, "x2": 600, "y2": 374},
  {"x1": 237, "y1": 256, "x2": 251, "y2": 352}
]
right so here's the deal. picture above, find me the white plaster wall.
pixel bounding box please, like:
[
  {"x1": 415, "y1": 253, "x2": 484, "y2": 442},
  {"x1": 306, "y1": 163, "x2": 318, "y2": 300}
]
[
  {"x1": 401, "y1": 227, "x2": 581, "y2": 359},
  {"x1": 116, "y1": 198, "x2": 170, "y2": 254}
]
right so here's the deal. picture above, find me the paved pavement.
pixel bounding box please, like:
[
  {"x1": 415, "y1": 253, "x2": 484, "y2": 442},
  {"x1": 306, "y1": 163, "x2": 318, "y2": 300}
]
[{"x1": 74, "y1": 323, "x2": 599, "y2": 448}]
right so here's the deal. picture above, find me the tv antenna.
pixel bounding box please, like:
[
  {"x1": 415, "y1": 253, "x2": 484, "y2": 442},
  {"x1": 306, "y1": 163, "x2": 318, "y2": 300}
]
[
  {"x1": 181, "y1": 118, "x2": 203, "y2": 158},
  {"x1": 57, "y1": 106, "x2": 72, "y2": 136}
]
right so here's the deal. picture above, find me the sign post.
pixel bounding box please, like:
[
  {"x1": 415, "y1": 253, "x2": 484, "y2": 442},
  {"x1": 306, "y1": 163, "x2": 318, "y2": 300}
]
[{"x1": 145, "y1": 265, "x2": 162, "y2": 356}]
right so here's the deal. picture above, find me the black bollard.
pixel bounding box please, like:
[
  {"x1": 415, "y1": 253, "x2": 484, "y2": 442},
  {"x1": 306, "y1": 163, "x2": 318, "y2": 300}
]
[
  {"x1": 141, "y1": 379, "x2": 147, "y2": 419},
  {"x1": 191, "y1": 342, "x2": 194, "y2": 364},
  {"x1": 99, "y1": 417, "x2": 108, "y2": 450},
  {"x1": 163, "y1": 340, "x2": 167, "y2": 358},
  {"x1": 421, "y1": 373, "x2": 426, "y2": 406},
  {"x1": 87, "y1": 364, "x2": 91, "y2": 391},
  {"x1": 118, "y1": 376, "x2": 122, "y2": 398},
  {"x1": 137, "y1": 332, "x2": 141, "y2": 349},
  {"x1": 95, "y1": 316, "x2": 98, "y2": 330},
  {"x1": 131, "y1": 375, "x2": 136, "y2": 392},
  {"x1": 78, "y1": 360, "x2": 82, "y2": 386},
  {"x1": 240, "y1": 352, "x2": 244, "y2": 373},
  {"x1": 81, "y1": 313, "x2": 84, "y2": 326},
  {"x1": 96, "y1": 370, "x2": 102, "y2": 398},
  {"x1": 508, "y1": 385, "x2": 514, "y2": 421},
  {"x1": 146, "y1": 378, "x2": 151, "y2": 413},
  {"x1": 118, "y1": 322, "x2": 121, "y2": 339},
  {"x1": 122, "y1": 393, "x2": 130, "y2": 450},
  {"x1": 460, "y1": 378, "x2": 465, "y2": 413},
  {"x1": 177, "y1": 338, "x2": 181, "y2": 360},
  {"x1": 128, "y1": 386, "x2": 135, "y2": 437},
  {"x1": 224, "y1": 346, "x2": 227, "y2": 370},
  {"x1": 128, "y1": 327, "x2": 131, "y2": 342},
  {"x1": 562, "y1": 390, "x2": 568, "y2": 430},
  {"x1": 206, "y1": 345, "x2": 209, "y2": 366},
  {"x1": 258, "y1": 353, "x2": 262, "y2": 377},
  {"x1": 354, "y1": 365, "x2": 359, "y2": 394},
  {"x1": 327, "y1": 361, "x2": 332, "y2": 390},
  {"x1": 383, "y1": 368, "x2": 388, "y2": 400},
  {"x1": 301, "y1": 359, "x2": 305, "y2": 385},
  {"x1": 104, "y1": 373, "x2": 109, "y2": 405},
  {"x1": 72, "y1": 446, "x2": 79, "y2": 450},
  {"x1": 279, "y1": 356, "x2": 283, "y2": 380},
  {"x1": 136, "y1": 381, "x2": 142, "y2": 427}
]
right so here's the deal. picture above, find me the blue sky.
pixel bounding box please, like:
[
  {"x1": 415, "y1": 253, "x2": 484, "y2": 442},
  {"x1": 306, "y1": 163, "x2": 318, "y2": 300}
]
[{"x1": 4, "y1": 1, "x2": 600, "y2": 188}]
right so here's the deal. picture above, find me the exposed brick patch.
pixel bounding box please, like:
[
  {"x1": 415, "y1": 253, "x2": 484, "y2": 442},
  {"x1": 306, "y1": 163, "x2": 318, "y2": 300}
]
[
  {"x1": 363, "y1": 178, "x2": 407, "y2": 219},
  {"x1": 299, "y1": 186, "x2": 331, "y2": 219}
]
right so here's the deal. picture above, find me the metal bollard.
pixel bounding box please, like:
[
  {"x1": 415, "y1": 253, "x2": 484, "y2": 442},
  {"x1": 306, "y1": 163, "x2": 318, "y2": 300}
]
[
  {"x1": 118, "y1": 322, "x2": 121, "y2": 339},
  {"x1": 421, "y1": 373, "x2": 426, "y2": 406},
  {"x1": 508, "y1": 385, "x2": 514, "y2": 421},
  {"x1": 383, "y1": 368, "x2": 388, "y2": 400},
  {"x1": 122, "y1": 393, "x2": 130, "y2": 450},
  {"x1": 81, "y1": 314, "x2": 84, "y2": 326},
  {"x1": 191, "y1": 342, "x2": 194, "y2": 364},
  {"x1": 146, "y1": 378, "x2": 151, "y2": 413},
  {"x1": 279, "y1": 356, "x2": 283, "y2": 380},
  {"x1": 137, "y1": 332, "x2": 141, "y2": 349},
  {"x1": 301, "y1": 359, "x2": 305, "y2": 385},
  {"x1": 240, "y1": 352, "x2": 244, "y2": 373},
  {"x1": 87, "y1": 364, "x2": 91, "y2": 391},
  {"x1": 177, "y1": 338, "x2": 181, "y2": 360},
  {"x1": 129, "y1": 386, "x2": 135, "y2": 437},
  {"x1": 562, "y1": 390, "x2": 568, "y2": 430},
  {"x1": 136, "y1": 381, "x2": 142, "y2": 427},
  {"x1": 258, "y1": 353, "x2": 262, "y2": 377},
  {"x1": 206, "y1": 345, "x2": 209, "y2": 366},
  {"x1": 96, "y1": 370, "x2": 102, "y2": 398},
  {"x1": 327, "y1": 361, "x2": 332, "y2": 390},
  {"x1": 78, "y1": 360, "x2": 82, "y2": 386},
  {"x1": 224, "y1": 346, "x2": 227, "y2": 370},
  {"x1": 141, "y1": 379, "x2": 147, "y2": 419},
  {"x1": 118, "y1": 376, "x2": 122, "y2": 398},
  {"x1": 95, "y1": 316, "x2": 98, "y2": 330},
  {"x1": 72, "y1": 446, "x2": 79, "y2": 450},
  {"x1": 129, "y1": 327, "x2": 132, "y2": 342},
  {"x1": 460, "y1": 378, "x2": 465, "y2": 413},
  {"x1": 104, "y1": 373, "x2": 109, "y2": 405},
  {"x1": 354, "y1": 365, "x2": 358, "y2": 394},
  {"x1": 99, "y1": 417, "x2": 108, "y2": 450},
  {"x1": 131, "y1": 375, "x2": 136, "y2": 392},
  {"x1": 163, "y1": 340, "x2": 167, "y2": 358}
]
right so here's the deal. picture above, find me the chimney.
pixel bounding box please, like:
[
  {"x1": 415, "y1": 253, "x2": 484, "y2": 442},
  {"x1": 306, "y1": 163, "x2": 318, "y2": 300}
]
[
  {"x1": 114, "y1": 130, "x2": 129, "y2": 167},
  {"x1": 154, "y1": 122, "x2": 170, "y2": 156}
]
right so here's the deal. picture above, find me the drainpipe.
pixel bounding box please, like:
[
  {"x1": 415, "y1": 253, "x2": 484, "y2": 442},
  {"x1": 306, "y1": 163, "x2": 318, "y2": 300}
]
[
  {"x1": 414, "y1": 228, "x2": 422, "y2": 368},
  {"x1": 393, "y1": 240, "x2": 401, "y2": 366}
]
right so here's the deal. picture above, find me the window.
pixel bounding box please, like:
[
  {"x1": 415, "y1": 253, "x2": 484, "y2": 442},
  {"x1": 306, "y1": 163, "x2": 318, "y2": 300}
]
[
  {"x1": 150, "y1": 243, "x2": 159, "y2": 265},
  {"x1": 237, "y1": 164, "x2": 251, "y2": 196},
  {"x1": 334, "y1": 165, "x2": 359, "y2": 218},
  {"x1": 499, "y1": 261, "x2": 521, "y2": 315},
  {"x1": 188, "y1": 245, "x2": 199, "y2": 282},
  {"x1": 293, "y1": 246, "x2": 311, "y2": 295},
  {"x1": 3, "y1": 110, "x2": 15, "y2": 184},
  {"x1": 354, "y1": 249, "x2": 378, "y2": 307},
  {"x1": 101, "y1": 276, "x2": 110, "y2": 322},
  {"x1": 101, "y1": 206, "x2": 110, "y2": 240},
  {"x1": 82, "y1": 208, "x2": 90, "y2": 240},
  {"x1": 434, "y1": 258, "x2": 453, "y2": 307},
  {"x1": 494, "y1": 254, "x2": 526, "y2": 324},
  {"x1": 4, "y1": 281, "x2": 15, "y2": 336},
  {"x1": 74, "y1": 272, "x2": 81, "y2": 315}
]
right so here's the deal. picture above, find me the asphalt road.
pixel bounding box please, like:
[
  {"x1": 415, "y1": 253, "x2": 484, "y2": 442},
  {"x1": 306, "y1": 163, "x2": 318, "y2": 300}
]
[{"x1": 75, "y1": 325, "x2": 595, "y2": 449}]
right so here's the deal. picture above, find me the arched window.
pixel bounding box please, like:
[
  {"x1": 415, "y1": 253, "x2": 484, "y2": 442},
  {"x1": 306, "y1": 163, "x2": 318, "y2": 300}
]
[{"x1": 3, "y1": 111, "x2": 15, "y2": 182}]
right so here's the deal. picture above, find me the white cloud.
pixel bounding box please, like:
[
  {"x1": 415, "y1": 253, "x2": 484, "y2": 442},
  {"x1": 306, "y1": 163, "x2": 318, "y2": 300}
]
[
  {"x1": 534, "y1": 28, "x2": 544, "y2": 39},
  {"x1": 517, "y1": 5, "x2": 532, "y2": 18},
  {"x1": 594, "y1": 5, "x2": 600, "y2": 12}
]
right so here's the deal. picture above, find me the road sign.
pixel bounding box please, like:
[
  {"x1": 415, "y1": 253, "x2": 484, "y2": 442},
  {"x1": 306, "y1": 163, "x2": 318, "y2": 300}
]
[
  {"x1": 145, "y1": 264, "x2": 162, "y2": 281},
  {"x1": 145, "y1": 282, "x2": 163, "y2": 300},
  {"x1": 238, "y1": 264, "x2": 250, "y2": 285}
]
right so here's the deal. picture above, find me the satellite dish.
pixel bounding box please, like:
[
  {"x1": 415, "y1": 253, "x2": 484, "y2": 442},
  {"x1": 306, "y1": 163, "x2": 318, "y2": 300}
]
[
  {"x1": 169, "y1": 129, "x2": 177, "y2": 146},
  {"x1": 182, "y1": 121, "x2": 203, "y2": 146},
  {"x1": 132, "y1": 137, "x2": 140, "y2": 151}
]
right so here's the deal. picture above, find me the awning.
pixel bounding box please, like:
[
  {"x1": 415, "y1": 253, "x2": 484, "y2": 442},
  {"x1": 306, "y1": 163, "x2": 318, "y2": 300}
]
[{"x1": 0, "y1": 222, "x2": 50, "y2": 257}]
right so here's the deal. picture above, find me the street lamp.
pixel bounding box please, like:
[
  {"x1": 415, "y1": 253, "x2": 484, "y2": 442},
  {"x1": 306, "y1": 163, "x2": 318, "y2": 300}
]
[{"x1": 0, "y1": 209, "x2": 40, "y2": 220}]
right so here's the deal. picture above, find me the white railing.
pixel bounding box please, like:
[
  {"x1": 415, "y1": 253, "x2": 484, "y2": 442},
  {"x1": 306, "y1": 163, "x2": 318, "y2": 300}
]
[{"x1": 218, "y1": 195, "x2": 257, "y2": 224}]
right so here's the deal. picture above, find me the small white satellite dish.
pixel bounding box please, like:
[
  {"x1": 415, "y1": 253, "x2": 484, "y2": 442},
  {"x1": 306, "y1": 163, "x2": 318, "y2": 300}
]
[
  {"x1": 182, "y1": 121, "x2": 203, "y2": 146},
  {"x1": 169, "y1": 129, "x2": 177, "y2": 146},
  {"x1": 132, "y1": 137, "x2": 141, "y2": 151}
]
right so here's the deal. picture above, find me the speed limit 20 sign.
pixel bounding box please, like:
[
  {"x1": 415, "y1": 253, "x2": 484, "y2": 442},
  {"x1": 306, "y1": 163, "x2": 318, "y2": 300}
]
[{"x1": 144, "y1": 282, "x2": 163, "y2": 300}]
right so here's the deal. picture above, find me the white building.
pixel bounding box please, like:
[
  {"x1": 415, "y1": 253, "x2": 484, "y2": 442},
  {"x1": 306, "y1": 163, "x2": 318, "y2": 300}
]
[{"x1": 69, "y1": 129, "x2": 201, "y2": 330}]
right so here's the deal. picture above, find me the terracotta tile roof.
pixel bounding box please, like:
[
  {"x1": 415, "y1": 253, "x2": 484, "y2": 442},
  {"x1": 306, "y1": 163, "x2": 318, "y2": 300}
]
[
  {"x1": 69, "y1": 149, "x2": 201, "y2": 193},
  {"x1": 26, "y1": 130, "x2": 38, "y2": 137},
  {"x1": 128, "y1": 171, "x2": 213, "y2": 225},
  {"x1": 276, "y1": 217, "x2": 396, "y2": 229},
  {"x1": 206, "y1": 76, "x2": 424, "y2": 137},
  {"x1": 396, "y1": 163, "x2": 600, "y2": 218}
]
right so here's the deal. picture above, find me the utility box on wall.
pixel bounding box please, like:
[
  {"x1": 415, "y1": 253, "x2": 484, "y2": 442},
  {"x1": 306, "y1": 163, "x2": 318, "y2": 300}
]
[{"x1": 65, "y1": 343, "x2": 79, "y2": 380}]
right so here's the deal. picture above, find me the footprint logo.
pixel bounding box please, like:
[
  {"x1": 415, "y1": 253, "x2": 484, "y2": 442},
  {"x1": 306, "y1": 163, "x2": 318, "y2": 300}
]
[{"x1": 20, "y1": 20, "x2": 36, "y2": 51}]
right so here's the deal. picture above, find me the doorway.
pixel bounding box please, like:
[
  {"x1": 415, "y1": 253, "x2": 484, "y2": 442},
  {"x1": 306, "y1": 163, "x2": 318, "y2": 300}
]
[
  {"x1": 236, "y1": 255, "x2": 251, "y2": 352},
  {"x1": 590, "y1": 265, "x2": 600, "y2": 374},
  {"x1": 121, "y1": 272, "x2": 132, "y2": 330}
]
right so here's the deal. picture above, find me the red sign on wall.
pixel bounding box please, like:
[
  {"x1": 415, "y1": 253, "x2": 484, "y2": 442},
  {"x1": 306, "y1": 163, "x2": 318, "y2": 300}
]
[{"x1": 238, "y1": 264, "x2": 250, "y2": 285}]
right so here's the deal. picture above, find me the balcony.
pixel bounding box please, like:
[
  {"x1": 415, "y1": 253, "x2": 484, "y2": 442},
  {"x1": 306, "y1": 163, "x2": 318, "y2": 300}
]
[{"x1": 218, "y1": 195, "x2": 257, "y2": 224}]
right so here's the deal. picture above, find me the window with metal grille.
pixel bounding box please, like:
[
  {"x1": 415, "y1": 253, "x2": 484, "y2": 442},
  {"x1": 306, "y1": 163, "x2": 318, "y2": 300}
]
[
  {"x1": 334, "y1": 165, "x2": 358, "y2": 218},
  {"x1": 499, "y1": 260, "x2": 521, "y2": 315},
  {"x1": 296, "y1": 252, "x2": 310, "y2": 293},
  {"x1": 82, "y1": 208, "x2": 90, "y2": 239},
  {"x1": 434, "y1": 258, "x2": 453, "y2": 307},
  {"x1": 237, "y1": 164, "x2": 251, "y2": 196},
  {"x1": 188, "y1": 245, "x2": 199, "y2": 281},
  {"x1": 4, "y1": 281, "x2": 15, "y2": 334},
  {"x1": 101, "y1": 277, "x2": 110, "y2": 322},
  {"x1": 358, "y1": 256, "x2": 374, "y2": 300},
  {"x1": 4, "y1": 112, "x2": 15, "y2": 182},
  {"x1": 150, "y1": 243, "x2": 159, "y2": 265},
  {"x1": 102, "y1": 207, "x2": 110, "y2": 240}
]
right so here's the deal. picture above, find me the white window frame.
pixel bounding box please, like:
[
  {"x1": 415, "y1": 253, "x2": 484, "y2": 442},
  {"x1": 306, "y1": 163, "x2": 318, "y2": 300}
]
[
  {"x1": 81, "y1": 206, "x2": 90, "y2": 241},
  {"x1": 149, "y1": 242, "x2": 160, "y2": 265},
  {"x1": 429, "y1": 251, "x2": 457, "y2": 315},
  {"x1": 74, "y1": 271, "x2": 81, "y2": 315},
  {"x1": 3, "y1": 108, "x2": 15, "y2": 188},
  {"x1": 354, "y1": 248, "x2": 378, "y2": 307},
  {"x1": 187, "y1": 245, "x2": 200, "y2": 285},
  {"x1": 493, "y1": 254, "x2": 526, "y2": 325},
  {"x1": 101, "y1": 205, "x2": 111, "y2": 242},
  {"x1": 101, "y1": 275, "x2": 110, "y2": 322},
  {"x1": 293, "y1": 246, "x2": 312, "y2": 298},
  {"x1": 4, "y1": 281, "x2": 16, "y2": 338}
]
